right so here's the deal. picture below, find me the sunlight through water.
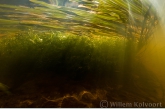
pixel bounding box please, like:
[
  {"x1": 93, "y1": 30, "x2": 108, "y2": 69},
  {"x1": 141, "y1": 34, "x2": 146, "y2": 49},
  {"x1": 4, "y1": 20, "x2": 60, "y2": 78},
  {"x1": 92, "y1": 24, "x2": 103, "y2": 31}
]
[
  {"x1": 147, "y1": 0, "x2": 165, "y2": 27},
  {"x1": 137, "y1": 1, "x2": 165, "y2": 103}
]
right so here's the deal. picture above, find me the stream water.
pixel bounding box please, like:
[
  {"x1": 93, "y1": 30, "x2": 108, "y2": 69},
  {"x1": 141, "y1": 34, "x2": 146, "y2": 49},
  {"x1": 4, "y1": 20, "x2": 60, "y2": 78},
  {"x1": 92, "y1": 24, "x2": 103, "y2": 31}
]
[{"x1": 0, "y1": 0, "x2": 165, "y2": 108}]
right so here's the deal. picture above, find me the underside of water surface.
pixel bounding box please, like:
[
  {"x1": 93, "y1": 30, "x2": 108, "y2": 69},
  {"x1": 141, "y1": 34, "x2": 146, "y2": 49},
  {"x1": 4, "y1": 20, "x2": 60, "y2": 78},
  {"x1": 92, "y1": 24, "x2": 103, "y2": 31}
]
[{"x1": 0, "y1": 0, "x2": 165, "y2": 108}]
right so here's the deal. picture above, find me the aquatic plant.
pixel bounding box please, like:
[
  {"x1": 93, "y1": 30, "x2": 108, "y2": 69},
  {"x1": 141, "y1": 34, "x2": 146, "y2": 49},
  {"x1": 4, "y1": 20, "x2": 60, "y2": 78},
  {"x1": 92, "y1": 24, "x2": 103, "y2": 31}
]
[
  {"x1": 0, "y1": 31, "x2": 127, "y2": 83},
  {"x1": 0, "y1": 0, "x2": 162, "y2": 92},
  {"x1": 0, "y1": 82, "x2": 11, "y2": 95},
  {"x1": 0, "y1": 0, "x2": 158, "y2": 48}
]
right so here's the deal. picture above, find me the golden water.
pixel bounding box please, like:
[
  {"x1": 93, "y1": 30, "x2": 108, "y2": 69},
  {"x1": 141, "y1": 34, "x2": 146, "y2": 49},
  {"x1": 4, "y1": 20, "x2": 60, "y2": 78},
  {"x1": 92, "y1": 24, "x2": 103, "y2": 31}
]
[{"x1": 137, "y1": 24, "x2": 165, "y2": 103}]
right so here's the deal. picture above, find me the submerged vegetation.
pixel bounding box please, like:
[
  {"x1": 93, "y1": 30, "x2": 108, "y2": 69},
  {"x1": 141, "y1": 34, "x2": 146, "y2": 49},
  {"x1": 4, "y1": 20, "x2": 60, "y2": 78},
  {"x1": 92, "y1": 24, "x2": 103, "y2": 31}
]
[
  {"x1": 0, "y1": 0, "x2": 164, "y2": 108},
  {"x1": 0, "y1": 0, "x2": 158, "y2": 43},
  {"x1": 0, "y1": 31, "x2": 127, "y2": 82}
]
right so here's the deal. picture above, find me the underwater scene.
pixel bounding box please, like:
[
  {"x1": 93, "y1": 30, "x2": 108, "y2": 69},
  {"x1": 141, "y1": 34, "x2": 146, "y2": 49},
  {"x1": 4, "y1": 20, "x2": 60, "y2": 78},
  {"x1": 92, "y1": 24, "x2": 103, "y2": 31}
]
[{"x1": 0, "y1": 0, "x2": 165, "y2": 108}]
